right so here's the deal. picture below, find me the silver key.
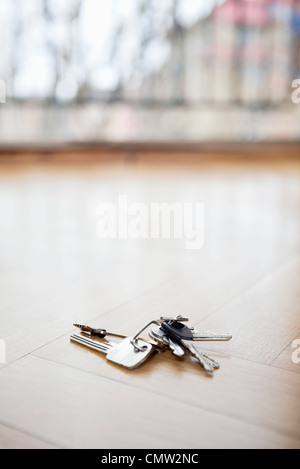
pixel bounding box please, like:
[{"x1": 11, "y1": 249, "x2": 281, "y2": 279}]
[
  {"x1": 179, "y1": 340, "x2": 218, "y2": 373},
  {"x1": 191, "y1": 331, "x2": 232, "y2": 342},
  {"x1": 148, "y1": 330, "x2": 218, "y2": 372},
  {"x1": 149, "y1": 327, "x2": 185, "y2": 358},
  {"x1": 70, "y1": 334, "x2": 154, "y2": 369},
  {"x1": 160, "y1": 315, "x2": 189, "y2": 324},
  {"x1": 200, "y1": 352, "x2": 220, "y2": 370},
  {"x1": 70, "y1": 333, "x2": 115, "y2": 353},
  {"x1": 148, "y1": 330, "x2": 168, "y2": 349}
]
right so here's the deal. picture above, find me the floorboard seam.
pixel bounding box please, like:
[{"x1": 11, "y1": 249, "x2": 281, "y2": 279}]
[
  {"x1": 24, "y1": 353, "x2": 300, "y2": 444},
  {"x1": 0, "y1": 279, "x2": 171, "y2": 371},
  {"x1": 0, "y1": 420, "x2": 64, "y2": 449},
  {"x1": 269, "y1": 331, "x2": 300, "y2": 367},
  {"x1": 195, "y1": 255, "x2": 300, "y2": 334}
]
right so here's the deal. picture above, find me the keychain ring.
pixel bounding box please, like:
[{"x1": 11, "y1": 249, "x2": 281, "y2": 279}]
[{"x1": 130, "y1": 320, "x2": 161, "y2": 352}]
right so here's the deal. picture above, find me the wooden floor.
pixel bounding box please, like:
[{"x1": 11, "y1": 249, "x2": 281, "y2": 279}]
[{"x1": 0, "y1": 152, "x2": 300, "y2": 449}]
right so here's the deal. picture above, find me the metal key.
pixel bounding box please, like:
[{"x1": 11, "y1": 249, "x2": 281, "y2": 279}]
[
  {"x1": 180, "y1": 340, "x2": 217, "y2": 372},
  {"x1": 160, "y1": 315, "x2": 189, "y2": 324},
  {"x1": 160, "y1": 321, "x2": 232, "y2": 342},
  {"x1": 151, "y1": 326, "x2": 218, "y2": 370},
  {"x1": 149, "y1": 326, "x2": 185, "y2": 357},
  {"x1": 161, "y1": 321, "x2": 219, "y2": 372},
  {"x1": 70, "y1": 333, "x2": 117, "y2": 354},
  {"x1": 191, "y1": 331, "x2": 232, "y2": 342},
  {"x1": 70, "y1": 333, "x2": 154, "y2": 369},
  {"x1": 200, "y1": 352, "x2": 220, "y2": 370},
  {"x1": 129, "y1": 316, "x2": 190, "y2": 352},
  {"x1": 161, "y1": 321, "x2": 194, "y2": 341},
  {"x1": 148, "y1": 330, "x2": 168, "y2": 350}
]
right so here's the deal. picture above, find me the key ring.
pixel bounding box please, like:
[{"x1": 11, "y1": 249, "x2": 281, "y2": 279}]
[
  {"x1": 130, "y1": 315, "x2": 189, "y2": 352},
  {"x1": 130, "y1": 320, "x2": 162, "y2": 352}
]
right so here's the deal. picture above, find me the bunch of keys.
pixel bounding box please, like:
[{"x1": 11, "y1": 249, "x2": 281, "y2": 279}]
[{"x1": 70, "y1": 315, "x2": 232, "y2": 374}]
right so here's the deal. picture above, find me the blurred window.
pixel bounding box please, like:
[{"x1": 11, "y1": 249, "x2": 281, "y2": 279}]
[
  {"x1": 0, "y1": 0, "x2": 299, "y2": 143},
  {"x1": 1, "y1": 0, "x2": 298, "y2": 105}
]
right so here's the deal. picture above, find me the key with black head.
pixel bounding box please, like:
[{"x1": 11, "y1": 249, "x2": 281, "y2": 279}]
[
  {"x1": 161, "y1": 322, "x2": 232, "y2": 342},
  {"x1": 161, "y1": 321, "x2": 194, "y2": 341},
  {"x1": 161, "y1": 320, "x2": 218, "y2": 373}
]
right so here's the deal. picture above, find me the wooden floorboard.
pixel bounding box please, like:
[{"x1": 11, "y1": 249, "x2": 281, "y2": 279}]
[
  {"x1": 0, "y1": 155, "x2": 299, "y2": 449},
  {"x1": 0, "y1": 355, "x2": 299, "y2": 449},
  {"x1": 0, "y1": 423, "x2": 57, "y2": 449},
  {"x1": 195, "y1": 257, "x2": 300, "y2": 364},
  {"x1": 33, "y1": 335, "x2": 300, "y2": 442}
]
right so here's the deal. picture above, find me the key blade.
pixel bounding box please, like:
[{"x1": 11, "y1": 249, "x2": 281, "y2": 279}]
[
  {"x1": 148, "y1": 331, "x2": 164, "y2": 345},
  {"x1": 70, "y1": 334, "x2": 114, "y2": 354},
  {"x1": 201, "y1": 353, "x2": 220, "y2": 370},
  {"x1": 167, "y1": 338, "x2": 185, "y2": 358},
  {"x1": 195, "y1": 353, "x2": 215, "y2": 373},
  {"x1": 183, "y1": 341, "x2": 215, "y2": 373},
  {"x1": 70, "y1": 336, "x2": 110, "y2": 354},
  {"x1": 150, "y1": 326, "x2": 164, "y2": 340},
  {"x1": 150, "y1": 326, "x2": 184, "y2": 356},
  {"x1": 70, "y1": 334, "x2": 112, "y2": 350},
  {"x1": 193, "y1": 332, "x2": 232, "y2": 341},
  {"x1": 150, "y1": 327, "x2": 170, "y2": 345},
  {"x1": 160, "y1": 316, "x2": 189, "y2": 323},
  {"x1": 72, "y1": 333, "x2": 115, "y2": 347}
]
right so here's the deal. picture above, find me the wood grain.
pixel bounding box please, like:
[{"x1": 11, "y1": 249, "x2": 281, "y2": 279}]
[
  {"x1": 33, "y1": 332, "x2": 300, "y2": 441},
  {"x1": 0, "y1": 355, "x2": 298, "y2": 449},
  {"x1": 0, "y1": 155, "x2": 299, "y2": 449},
  {"x1": 194, "y1": 257, "x2": 300, "y2": 364},
  {"x1": 0, "y1": 423, "x2": 57, "y2": 449}
]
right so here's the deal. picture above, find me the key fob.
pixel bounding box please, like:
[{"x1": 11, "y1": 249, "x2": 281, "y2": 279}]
[{"x1": 161, "y1": 321, "x2": 193, "y2": 341}]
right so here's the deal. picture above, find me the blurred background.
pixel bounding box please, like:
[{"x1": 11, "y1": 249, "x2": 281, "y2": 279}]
[{"x1": 0, "y1": 0, "x2": 300, "y2": 146}]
